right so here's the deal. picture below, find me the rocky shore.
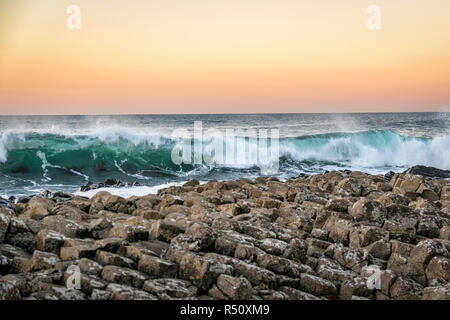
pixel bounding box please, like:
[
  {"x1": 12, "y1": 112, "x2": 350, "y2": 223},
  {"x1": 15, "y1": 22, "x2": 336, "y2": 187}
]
[{"x1": 1, "y1": 169, "x2": 449, "y2": 300}]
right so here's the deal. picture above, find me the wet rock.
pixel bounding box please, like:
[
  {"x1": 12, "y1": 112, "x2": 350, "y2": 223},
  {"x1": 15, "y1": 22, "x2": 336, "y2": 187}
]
[
  {"x1": 339, "y1": 277, "x2": 374, "y2": 300},
  {"x1": 96, "y1": 250, "x2": 136, "y2": 269},
  {"x1": 425, "y1": 256, "x2": 450, "y2": 286},
  {"x1": 233, "y1": 261, "x2": 277, "y2": 289},
  {"x1": 95, "y1": 237, "x2": 128, "y2": 253},
  {"x1": 298, "y1": 273, "x2": 337, "y2": 299},
  {"x1": 41, "y1": 216, "x2": 88, "y2": 238},
  {"x1": 405, "y1": 165, "x2": 450, "y2": 179},
  {"x1": 101, "y1": 265, "x2": 148, "y2": 288},
  {"x1": 421, "y1": 285, "x2": 450, "y2": 300},
  {"x1": 36, "y1": 230, "x2": 67, "y2": 255},
  {"x1": 179, "y1": 253, "x2": 233, "y2": 291},
  {"x1": 26, "y1": 251, "x2": 61, "y2": 272},
  {"x1": 390, "y1": 277, "x2": 423, "y2": 300},
  {"x1": 23, "y1": 197, "x2": 55, "y2": 220},
  {"x1": 0, "y1": 213, "x2": 11, "y2": 243},
  {"x1": 348, "y1": 199, "x2": 387, "y2": 226},
  {"x1": 216, "y1": 274, "x2": 253, "y2": 299},
  {"x1": 77, "y1": 258, "x2": 103, "y2": 276},
  {"x1": 143, "y1": 278, "x2": 197, "y2": 299},
  {"x1": 108, "y1": 223, "x2": 149, "y2": 242},
  {"x1": 60, "y1": 244, "x2": 100, "y2": 260},
  {"x1": 406, "y1": 239, "x2": 448, "y2": 286},
  {"x1": 105, "y1": 283, "x2": 157, "y2": 300},
  {"x1": 137, "y1": 254, "x2": 178, "y2": 278},
  {"x1": 149, "y1": 220, "x2": 186, "y2": 242}
]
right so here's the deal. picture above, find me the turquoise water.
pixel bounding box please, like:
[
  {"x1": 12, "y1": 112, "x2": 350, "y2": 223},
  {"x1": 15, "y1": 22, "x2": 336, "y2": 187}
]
[{"x1": 0, "y1": 112, "x2": 449, "y2": 196}]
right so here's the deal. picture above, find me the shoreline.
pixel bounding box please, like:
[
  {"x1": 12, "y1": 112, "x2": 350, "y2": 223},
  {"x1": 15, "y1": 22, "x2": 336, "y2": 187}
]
[{"x1": 0, "y1": 167, "x2": 449, "y2": 300}]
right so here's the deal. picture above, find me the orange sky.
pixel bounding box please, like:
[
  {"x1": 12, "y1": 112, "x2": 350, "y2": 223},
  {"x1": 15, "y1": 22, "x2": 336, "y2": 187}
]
[{"x1": 0, "y1": 0, "x2": 449, "y2": 115}]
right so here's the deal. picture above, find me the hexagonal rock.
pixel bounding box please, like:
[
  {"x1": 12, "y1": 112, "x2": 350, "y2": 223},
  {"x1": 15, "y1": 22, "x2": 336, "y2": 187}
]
[
  {"x1": 325, "y1": 198, "x2": 350, "y2": 212},
  {"x1": 406, "y1": 239, "x2": 448, "y2": 286},
  {"x1": 26, "y1": 250, "x2": 61, "y2": 272},
  {"x1": 378, "y1": 192, "x2": 410, "y2": 207},
  {"x1": 283, "y1": 238, "x2": 308, "y2": 263},
  {"x1": 234, "y1": 243, "x2": 265, "y2": 262},
  {"x1": 41, "y1": 215, "x2": 88, "y2": 238},
  {"x1": 77, "y1": 258, "x2": 103, "y2": 276},
  {"x1": 95, "y1": 237, "x2": 128, "y2": 253},
  {"x1": 23, "y1": 197, "x2": 54, "y2": 220},
  {"x1": 60, "y1": 244, "x2": 100, "y2": 260},
  {"x1": 255, "y1": 197, "x2": 281, "y2": 209},
  {"x1": 339, "y1": 277, "x2": 374, "y2": 300},
  {"x1": 0, "y1": 244, "x2": 31, "y2": 274},
  {"x1": 441, "y1": 185, "x2": 450, "y2": 201},
  {"x1": 95, "y1": 250, "x2": 136, "y2": 269},
  {"x1": 379, "y1": 269, "x2": 397, "y2": 296},
  {"x1": 425, "y1": 256, "x2": 450, "y2": 285},
  {"x1": 421, "y1": 286, "x2": 450, "y2": 300},
  {"x1": 390, "y1": 277, "x2": 423, "y2": 300},
  {"x1": 88, "y1": 217, "x2": 114, "y2": 239},
  {"x1": 0, "y1": 274, "x2": 30, "y2": 299},
  {"x1": 143, "y1": 278, "x2": 197, "y2": 299},
  {"x1": 278, "y1": 286, "x2": 321, "y2": 300},
  {"x1": 51, "y1": 204, "x2": 87, "y2": 222},
  {"x1": 133, "y1": 209, "x2": 164, "y2": 220},
  {"x1": 333, "y1": 246, "x2": 368, "y2": 273},
  {"x1": 348, "y1": 199, "x2": 387, "y2": 226},
  {"x1": 215, "y1": 231, "x2": 255, "y2": 257},
  {"x1": 0, "y1": 213, "x2": 11, "y2": 243},
  {"x1": 90, "y1": 289, "x2": 111, "y2": 300},
  {"x1": 184, "y1": 223, "x2": 218, "y2": 251},
  {"x1": 365, "y1": 239, "x2": 391, "y2": 260},
  {"x1": 324, "y1": 213, "x2": 353, "y2": 245},
  {"x1": 233, "y1": 261, "x2": 277, "y2": 289},
  {"x1": 255, "y1": 238, "x2": 289, "y2": 256},
  {"x1": 91, "y1": 192, "x2": 131, "y2": 214},
  {"x1": 334, "y1": 178, "x2": 362, "y2": 197},
  {"x1": 101, "y1": 265, "x2": 148, "y2": 289},
  {"x1": 149, "y1": 220, "x2": 186, "y2": 242},
  {"x1": 36, "y1": 229, "x2": 67, "y2": 255},
  {"x1": 0, "y1": 253, "x2": 12, "y2": 275},
  {"x1": 179, "y1": 253, "x2": 233, "y2": 291},
  {"x1": 216, "y1": 274, "x2": 253, "y2": 300},
  {"x1": 298, "y1": 273, "x2": 337, "y2": 299},
  {"x1": 108, "y1": 223, "x2": 149, "y2": 242},
  {"x1": 137, "y1": 254, "x2": 178, "y2": 278},
  {"x1": 117, "y1": 243, "x2": 160, "y2": 262},
  {"x1": 349, "y1": 226, "x2": 389, "y2": 248},
  {"x1": 105, "y1": 283, "x2": 157, "y2": 300},
  {"x1": 440, "y1": 226, "x2": 450, "y2": 240},
  {"x1": 256, "y1": 253, "x2": 313, "y2": 278},
  {"x1": 383, "y1": 221, "x2": 416, "y2": 244}
]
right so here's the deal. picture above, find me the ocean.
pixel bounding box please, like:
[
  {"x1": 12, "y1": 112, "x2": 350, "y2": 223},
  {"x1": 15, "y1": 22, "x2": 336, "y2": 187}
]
[{"x1": 0, "y1": 112, "x2": 449, "y2": 198}]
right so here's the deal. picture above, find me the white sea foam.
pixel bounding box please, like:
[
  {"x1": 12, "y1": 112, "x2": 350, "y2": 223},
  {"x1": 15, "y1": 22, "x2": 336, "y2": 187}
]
[{"x1": 74, "y1": 181, "x2": 188, "y2": 198}]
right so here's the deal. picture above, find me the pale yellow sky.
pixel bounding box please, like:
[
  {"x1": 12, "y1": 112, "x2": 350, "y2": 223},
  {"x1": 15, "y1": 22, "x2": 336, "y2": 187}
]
[{"x1": 0, "y1": 0, "x2": 449, "y2": 114}]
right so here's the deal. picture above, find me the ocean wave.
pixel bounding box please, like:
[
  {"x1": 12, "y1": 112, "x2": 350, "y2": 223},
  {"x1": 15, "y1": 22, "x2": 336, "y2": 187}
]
[{"x1": 0, "y1": 129, "x2": 449, "y2": 184}]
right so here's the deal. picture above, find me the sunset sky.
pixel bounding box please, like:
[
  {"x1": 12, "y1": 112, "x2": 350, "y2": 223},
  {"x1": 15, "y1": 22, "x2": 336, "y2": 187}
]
[{"x1": 0, "y1": 0, "x2": 449, "y2": 115}]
